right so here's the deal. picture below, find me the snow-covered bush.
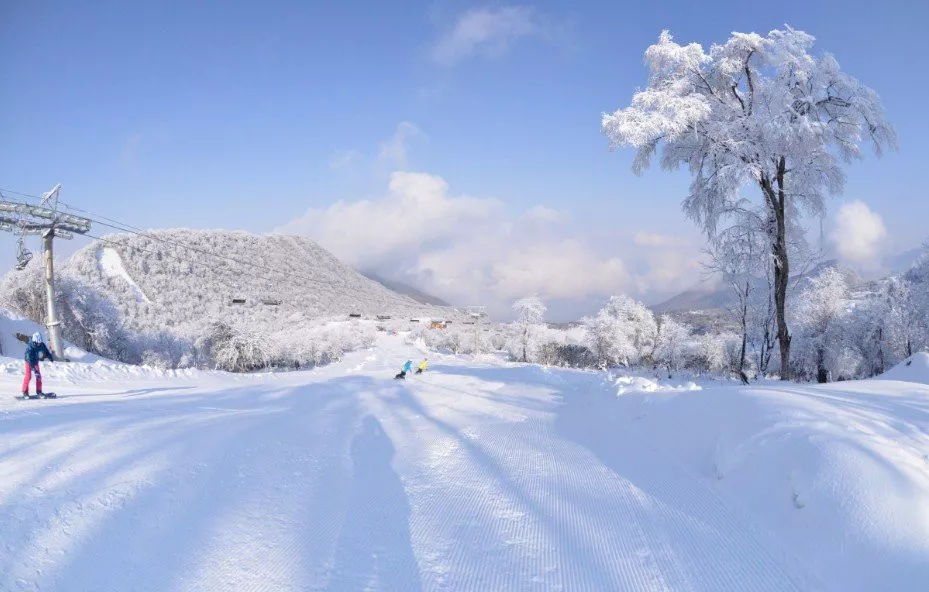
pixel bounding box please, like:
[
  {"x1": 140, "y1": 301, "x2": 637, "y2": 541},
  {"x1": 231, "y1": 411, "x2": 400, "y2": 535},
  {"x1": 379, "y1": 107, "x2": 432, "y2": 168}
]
[
  {"x1": 584, "y1": 295, "x2": 657, "y2": 368},
  {"x1": 535, "y1": 342, "x2": 598, "y2": 368},
  {"x1": 196, "y1": 321, "x2": 268, "y2": 372},
  {"x1": 421, "y1": 326, "x2": 482, "y2": 355},
  {"x1": 653, "y1": 315, "x2": 691, "y2": 373},
  {"x1": 694, "y1": 332, "x2": 737, "y2": 374},
  {"x1": 268, "y1": 320, "x2": 376, "y2": 368},
  {"x1": 0, "y1": 261, "x2": 46, "y2": 323}
]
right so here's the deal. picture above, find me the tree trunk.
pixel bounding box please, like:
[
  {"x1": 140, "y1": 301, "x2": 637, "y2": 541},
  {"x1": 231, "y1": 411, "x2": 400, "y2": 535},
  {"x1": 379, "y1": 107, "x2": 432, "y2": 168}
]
[
  {"x1": 522, "y1": 325, "x2": 529, "y2": 362},
  {"x1": 876, "y1": 327, "x2": 885, "y2": 375},
  {"x1": 758, "y1": 286, "x2": 775, "y2": 377},
  {"x1": 738, "y1": 281, "x2": 749, "y2": 384},
  {"x1": 760, "y1": 156, "x2": 792, "y2": 380},
  {"x1": 816, "y1": 347, "x2": 828, "y2": 383}
]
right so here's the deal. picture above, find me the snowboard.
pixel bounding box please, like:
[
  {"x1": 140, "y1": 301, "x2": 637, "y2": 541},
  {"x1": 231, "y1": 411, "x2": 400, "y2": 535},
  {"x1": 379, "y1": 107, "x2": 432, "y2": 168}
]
[{"x1": 15, "y1": 392, "x2": 57, "y2": 400}]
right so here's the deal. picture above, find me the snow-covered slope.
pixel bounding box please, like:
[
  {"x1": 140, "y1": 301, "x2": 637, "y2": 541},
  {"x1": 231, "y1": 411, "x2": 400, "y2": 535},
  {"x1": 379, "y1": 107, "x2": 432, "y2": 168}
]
[
  {"x1": 878, "y1": 352, "x2": 929, "y2": 384},
  {"x1": 1, "y1": 333, "x2": 926, "y2": 590}
]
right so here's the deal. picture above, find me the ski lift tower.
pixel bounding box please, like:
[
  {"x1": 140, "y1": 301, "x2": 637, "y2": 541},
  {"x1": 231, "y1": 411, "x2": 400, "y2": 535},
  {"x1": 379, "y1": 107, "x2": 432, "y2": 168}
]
[{"x1": 0, "y1": 185, "x2": 92, "y2": 359}]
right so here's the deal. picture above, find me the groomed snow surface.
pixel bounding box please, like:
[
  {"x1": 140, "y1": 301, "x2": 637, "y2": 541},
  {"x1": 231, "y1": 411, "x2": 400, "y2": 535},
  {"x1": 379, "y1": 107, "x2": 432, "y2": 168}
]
[{"x1": 1, "y1": 334, "x2": 928, "y2": 591}]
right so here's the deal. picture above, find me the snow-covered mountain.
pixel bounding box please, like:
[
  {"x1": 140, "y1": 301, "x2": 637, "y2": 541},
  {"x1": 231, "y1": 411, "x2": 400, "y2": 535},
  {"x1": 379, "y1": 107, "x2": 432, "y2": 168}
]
[
  {"x1": 0, "y1": 230, "x2": 459, "y2": 368},
  {"x1": 63, "y1": 230, "x2": 454, "y2": 327},
  {"x1": 650, "y1": 282, "x2": 732, "y2": 313}
]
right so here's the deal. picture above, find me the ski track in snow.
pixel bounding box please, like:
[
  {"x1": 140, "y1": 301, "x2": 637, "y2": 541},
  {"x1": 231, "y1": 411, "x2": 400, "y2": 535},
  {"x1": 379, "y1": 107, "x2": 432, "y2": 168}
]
[
  {"x1": 0, "y1": 335, "x2": 865, "y2": 591},
  {"x1": 97, "y1": 247, "x2": 151, "y2": 303}
]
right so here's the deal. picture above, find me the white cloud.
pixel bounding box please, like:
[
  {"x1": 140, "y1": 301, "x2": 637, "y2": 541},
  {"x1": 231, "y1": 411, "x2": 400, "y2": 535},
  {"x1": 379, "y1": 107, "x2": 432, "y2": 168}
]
[
  {"x1": 633, "y1": 231, "x2": 687, "y2": 248},
  {"x1": 830, "y1": 200, "x2": 887, "y2": 268},
  {"x1": 523, "y1": 205, "x2": 564, "y2": 224},
  {"x1": 432, "y1": 6, "x2": 539, "y2": 65},
  {"x1": 377, "y1": 121, "x2": 424, "y2": 169},
  {"x1": 277, "y1": 171, "x2": 499, "y2": 271},
  {"x1": 276, "y1": 172, "x2": 701, "y2": 317}
]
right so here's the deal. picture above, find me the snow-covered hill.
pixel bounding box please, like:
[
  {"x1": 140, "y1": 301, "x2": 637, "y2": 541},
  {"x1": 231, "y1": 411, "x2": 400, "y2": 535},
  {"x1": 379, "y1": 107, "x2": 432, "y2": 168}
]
[
  {"x1": 70, "y1": 230, "x2": 453, "y2": 325},
  {"x1": 0, "y1": 230, "x2": 459, "y2": 369}
]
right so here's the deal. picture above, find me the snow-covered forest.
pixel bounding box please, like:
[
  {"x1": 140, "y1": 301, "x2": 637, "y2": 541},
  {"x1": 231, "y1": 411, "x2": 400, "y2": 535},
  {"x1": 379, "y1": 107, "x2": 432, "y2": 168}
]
[{"x1": 409, "y1": 245, "x2": 929, "y2": 384}]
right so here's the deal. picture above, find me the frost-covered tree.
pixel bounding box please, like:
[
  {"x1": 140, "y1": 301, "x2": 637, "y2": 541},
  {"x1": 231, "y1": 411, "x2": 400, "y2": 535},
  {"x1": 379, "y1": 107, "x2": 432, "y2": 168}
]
[
  {"x1": 584, "y1": 295, "x2": 657, "y2": 368},
  {"x1": 791, "y1": 268, "x2": 850, "y2": 382},
  {"x1": 512, "y1": 296, "x2": 547, "y2": 362},
  {"x1": 602, "y1": 27, "x2": 896, "y2": 378},
  {"x1": 653, "y1": 315, "x2": 691, "y2": 374},
  {"x1": 844, "y1": 296, "x2": 891, "y2": 378},
  {"x1": 706, "y1": 212, "x2": 768, "y2": 380},
  {"x1": 895, "y1": 249, "x2": 929, "y2": 356}
]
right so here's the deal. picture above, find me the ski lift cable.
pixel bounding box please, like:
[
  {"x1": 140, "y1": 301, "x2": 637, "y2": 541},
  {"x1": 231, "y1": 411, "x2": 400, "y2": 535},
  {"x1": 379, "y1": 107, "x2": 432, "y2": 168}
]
[{"x1": 0, "y1": 187, "x2": 331, "y2": 288}]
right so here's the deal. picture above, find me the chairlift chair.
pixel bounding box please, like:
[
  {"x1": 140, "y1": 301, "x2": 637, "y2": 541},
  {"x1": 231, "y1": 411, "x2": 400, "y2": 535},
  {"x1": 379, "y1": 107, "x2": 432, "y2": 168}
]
[{"x1": 14, "y1": 236, "x2": 33, "y2": 271}]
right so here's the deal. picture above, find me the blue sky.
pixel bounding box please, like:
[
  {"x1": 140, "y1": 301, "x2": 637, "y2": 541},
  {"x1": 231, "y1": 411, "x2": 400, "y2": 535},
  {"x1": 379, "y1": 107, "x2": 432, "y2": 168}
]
[{"x1": 2, "y1": 0, "x2": 927, "y2": 319}]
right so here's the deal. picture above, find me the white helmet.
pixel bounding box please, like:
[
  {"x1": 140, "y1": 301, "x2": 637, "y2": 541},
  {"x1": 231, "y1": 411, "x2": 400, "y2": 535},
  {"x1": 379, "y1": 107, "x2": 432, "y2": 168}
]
[{"x1": 31, "y1": 332, "x2": 42, "y2": 344}]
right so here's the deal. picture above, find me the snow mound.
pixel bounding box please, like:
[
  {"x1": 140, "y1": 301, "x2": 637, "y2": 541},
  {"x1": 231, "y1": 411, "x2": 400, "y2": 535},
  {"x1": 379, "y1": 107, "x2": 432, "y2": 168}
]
[
  {"x1": 614, "y1": 374, "x2": 701, "y2": 396},
  {"x1": 878, "y1": 352, "x2": 929, "y2": 384},
  {"x1": 611, "y1": 378, "x2": 929, "y2": 590}
]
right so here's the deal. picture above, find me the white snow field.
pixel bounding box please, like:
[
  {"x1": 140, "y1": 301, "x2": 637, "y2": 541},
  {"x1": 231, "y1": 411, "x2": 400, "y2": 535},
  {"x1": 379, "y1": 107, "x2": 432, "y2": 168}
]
[{"x1": 1, "y1": 334, "x2": 928, "y2": 591}]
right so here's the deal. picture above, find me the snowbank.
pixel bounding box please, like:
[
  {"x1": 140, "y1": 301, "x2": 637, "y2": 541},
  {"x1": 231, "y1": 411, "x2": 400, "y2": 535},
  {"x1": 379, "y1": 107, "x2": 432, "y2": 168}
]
[
  {"x1": 613, "y1": 374, "x2": 701, "y2": 396},
  {"x1": 610, "y1": 378, "x2": 929, "y2": 590},
  {"x1": 878, "y1": 351, "x2": 929, "y2": 384}
]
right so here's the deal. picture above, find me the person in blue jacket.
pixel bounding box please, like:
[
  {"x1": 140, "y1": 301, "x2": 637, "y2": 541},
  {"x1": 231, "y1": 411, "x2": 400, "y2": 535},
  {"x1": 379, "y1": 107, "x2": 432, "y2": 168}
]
[
  {"x1": 23, "y1": 332, "x2": 53, "y2": 396},
  {"x1": 395, "y1": 359, "x2": 413, "y2": 379}
]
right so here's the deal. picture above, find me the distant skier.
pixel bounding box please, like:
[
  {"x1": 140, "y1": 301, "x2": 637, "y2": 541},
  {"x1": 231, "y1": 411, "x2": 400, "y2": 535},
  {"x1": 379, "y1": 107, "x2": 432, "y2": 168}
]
[
  {"x1": 395, "y1": 359, "x2": 413, "y2": 380},
  {"x1": 415, "y1": 358, "x2": 428, "y2": 374},
  {"x1": 23, "y1": 332, "x2": 53, "y2": 397}
]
